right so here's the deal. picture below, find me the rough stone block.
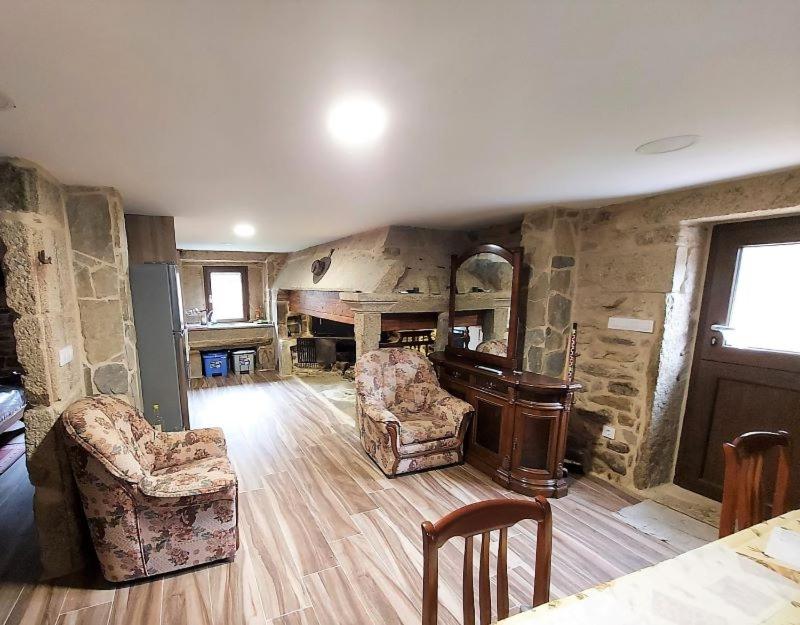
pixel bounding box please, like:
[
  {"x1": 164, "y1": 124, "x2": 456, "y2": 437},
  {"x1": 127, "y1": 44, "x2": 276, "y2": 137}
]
[
  {"x1": 91, "y1": 265, "x2": 119, "y2": 298},
  {"x1": 66, "y1": 193, "x2": 114, "y2": 263},
  {"x1": 608, "y1": 381, "x2": 639, "y2": 396},
  {"x1": 77, "y1": 299, "x2": 124, "y2": 364},
  {"x1": 547, "y1": 293, "x2": 572, "y2": 330},
  {"x1": 93, "y1": 362, "x2": 129, "y2": 394}
]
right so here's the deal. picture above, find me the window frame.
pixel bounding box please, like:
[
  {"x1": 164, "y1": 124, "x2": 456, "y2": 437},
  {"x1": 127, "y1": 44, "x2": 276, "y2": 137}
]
[{"x1": 203, "y1": 265, "x2": 250, "y2": 322}]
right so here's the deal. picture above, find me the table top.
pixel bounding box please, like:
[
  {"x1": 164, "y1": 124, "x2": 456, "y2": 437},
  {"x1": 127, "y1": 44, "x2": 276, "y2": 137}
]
[{"x1": 501, "y1": 510, "x2": 800, "y2": 625}]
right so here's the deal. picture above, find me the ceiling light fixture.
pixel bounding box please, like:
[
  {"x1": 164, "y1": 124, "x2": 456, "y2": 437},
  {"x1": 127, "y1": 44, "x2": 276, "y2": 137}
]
[
  {"x1": 233, "y1": 223, "x2": 255, "y2": 237},
  {"x1": 327, "y1": 94, "x2": 388, "y2": 148},
  {"x1": 635, "y1": 134, "x2": 699, "y2": 155},
  {"x1": 0, "y1": 90, "x2": 16, "y2": 112}
]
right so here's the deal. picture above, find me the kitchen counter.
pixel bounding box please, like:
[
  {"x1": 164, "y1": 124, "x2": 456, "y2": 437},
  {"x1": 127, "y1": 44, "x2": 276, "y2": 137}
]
[
  {"x1": 186, "y1": 322, "x2": 277, "y2": 377},
  {"x1": 186, "y1": 321, "x2": 272, "y2": 331}
]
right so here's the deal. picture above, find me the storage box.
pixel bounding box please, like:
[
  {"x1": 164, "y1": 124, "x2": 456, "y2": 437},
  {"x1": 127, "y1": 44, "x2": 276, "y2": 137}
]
[
  {"x1": 232, "y1": 349, "x2": 256, "y2": 374},
  {"x1": 202, "y1": 351, "x2": 229, "y2": 377}
]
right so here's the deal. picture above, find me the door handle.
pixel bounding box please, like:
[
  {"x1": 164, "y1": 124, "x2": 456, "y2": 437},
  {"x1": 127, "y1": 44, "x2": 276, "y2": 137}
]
[{"x1": 710, "y1": 324, "x2": 734, "y2": 346}]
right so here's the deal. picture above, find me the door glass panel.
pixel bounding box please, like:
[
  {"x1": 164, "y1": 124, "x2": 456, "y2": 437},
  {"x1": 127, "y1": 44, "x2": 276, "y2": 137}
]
[
  {"x1": 725, "y1": 243, "x2": 800, "y2": 354},
  {"x1": 519, "y1": 417, "x2": 551, "y2": 469},
  {"x1": 475, "y1": 399, "x2": 502, "y2": 453}
]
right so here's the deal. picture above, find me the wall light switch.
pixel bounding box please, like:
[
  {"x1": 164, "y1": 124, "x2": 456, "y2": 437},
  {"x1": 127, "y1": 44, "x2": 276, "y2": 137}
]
[
  {"x1": 59, "y1": 345, "x2": 73, "y2": 366},
  {"x1": 607, "y1": 317, "x2": 654, "y2": 333},
  {"x1": 602, "y1": 425, "x2": 616, "y2": 440}
]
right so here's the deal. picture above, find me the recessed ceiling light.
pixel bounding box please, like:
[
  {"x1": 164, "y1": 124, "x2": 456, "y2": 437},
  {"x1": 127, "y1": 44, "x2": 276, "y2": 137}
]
[
  {"x1": 0, "y1": 90, "x2": 16, "y2": 112},
  {"x1": 233, "y1": 223, "x2": 255, "y2": 237},
  {"x1": 635, "y1": 135, "x2": 699, "y2": 155},
  {"x1": 327, "y1": 94, "x2": 388, "y2": 148}
]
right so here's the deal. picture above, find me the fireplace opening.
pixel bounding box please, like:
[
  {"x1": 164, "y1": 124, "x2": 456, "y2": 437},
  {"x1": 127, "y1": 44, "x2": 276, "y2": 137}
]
[{"x1": 291, "y1": 314, "x2": 356, "y2": 369}]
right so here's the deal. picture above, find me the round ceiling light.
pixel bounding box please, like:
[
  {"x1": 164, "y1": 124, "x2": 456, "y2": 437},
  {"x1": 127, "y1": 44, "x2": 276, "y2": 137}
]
[
  {"x1": 635, "y1": 134, "x2": 699, "y2": 155},
  {"x1": 0, "y1": 90, "x2": 16, "y2": 112},
  {"x1": 233, "y1": 223, "x2": 255, "y2": 238},
  {"x1": 327, "y1": 94, "x2": 388, "y2": 148}
]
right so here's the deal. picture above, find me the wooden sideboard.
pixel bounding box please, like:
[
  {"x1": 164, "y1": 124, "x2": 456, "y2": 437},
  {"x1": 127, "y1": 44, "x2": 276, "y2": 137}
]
[{"x1": 430, "y1": 351, "x2": 580, "y2": 498}]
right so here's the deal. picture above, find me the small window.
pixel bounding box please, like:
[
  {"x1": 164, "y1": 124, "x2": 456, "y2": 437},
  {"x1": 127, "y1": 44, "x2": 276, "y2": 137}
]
[
  {"x1": 204, "y1": 266, "x2": 249, "y2": 322},
  {"x1": 724, "y1": 242, "x2": 800, "y2": 354}
]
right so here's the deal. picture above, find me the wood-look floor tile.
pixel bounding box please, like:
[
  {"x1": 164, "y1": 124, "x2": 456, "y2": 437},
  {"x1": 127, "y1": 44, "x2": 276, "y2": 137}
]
[
  {"x1": 288, "y1": 457, "x2": 360, "y2": 541},
  {"x1": 4, "y1": 582, "x2": 68, "y2": 625},
  {"x1": 55, "y1": 602, "x2": 112, "y2": 625},
  {"x1": 239, "y1": 492, "x2": 308, "y2": 619},
  {"x1": 209, "y1": 545, "x2": 269, "y2": 625},
  {"x1": 320, "y1": 434, "x2": 388, "y2": 494},
  {"x1": 161, "y1": 568, "x2": 213, "y2": 625},
  {"x1": 304, "y1": 445, "x2": 376, "y2": 515},
  {"x1": 258, "y1": 473, "x2": 337, "y2": 576},
  {"x1": 268, "y1": 607, "x2": 320, "y2": 625},
  {"x1": 60, "y1": 573, "x2": 115, "y2": 614},
  {"x1": 108, "y1": 579, "x2": 163, "y2": 625},
  {"x1": 303, "y1": 567, "x2": 372, "y2": 625},
  {"x1": 0, "y1": 581, "x2": 25, "y2": 625},
  {"x1": 329, "y1": 533, "x2": 419, "y2": 625}
]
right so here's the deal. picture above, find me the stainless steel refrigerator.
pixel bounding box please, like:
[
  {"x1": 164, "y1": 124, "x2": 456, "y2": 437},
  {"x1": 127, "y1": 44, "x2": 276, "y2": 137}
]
[{"x1": 129, "y1": 263, "x2": 190, "y2": 431}]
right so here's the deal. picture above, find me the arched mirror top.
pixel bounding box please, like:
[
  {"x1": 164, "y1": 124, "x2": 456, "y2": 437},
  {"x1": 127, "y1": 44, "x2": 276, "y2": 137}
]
[{"x1": 446, "y1": 244, "x2": 523, "y2": 370}]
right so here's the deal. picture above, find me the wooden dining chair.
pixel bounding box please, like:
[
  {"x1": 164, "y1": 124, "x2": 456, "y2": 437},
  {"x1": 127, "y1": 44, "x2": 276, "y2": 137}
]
[
  {"x1": 421, "y1": 497, "x2": 552, "y2": 625},
  {"x1": 719, "y1": 430, "x2": 791, "y2": 538}
]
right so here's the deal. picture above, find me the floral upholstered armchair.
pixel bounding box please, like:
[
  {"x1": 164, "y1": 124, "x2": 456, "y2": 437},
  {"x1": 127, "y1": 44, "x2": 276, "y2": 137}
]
[
  {"x1": 61, "y1": 395, "x2": 238, "y2": 582},
  {"x1": 354, "y1": 348, "x2": 473, "y2": 476}
]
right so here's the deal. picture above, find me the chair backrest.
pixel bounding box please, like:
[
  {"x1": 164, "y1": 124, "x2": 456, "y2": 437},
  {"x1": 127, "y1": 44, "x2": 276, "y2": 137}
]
[
  {"x1": 421, "y1": 497, "x2": 552, "y2": 625},
  {"x1": 719, "y1": 430, "x2": 791, "y2": 538},
  {"x1": 62, "y1": 395, "x2": 156, "y2": 481},
  {"x1": 355, "y1": 348, "x2": 439, "y2": 409}
]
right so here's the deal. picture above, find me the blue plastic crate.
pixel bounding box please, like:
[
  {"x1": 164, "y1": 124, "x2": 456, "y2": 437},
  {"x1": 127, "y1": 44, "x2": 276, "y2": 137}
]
[{"x1": 202, "y1": 351, "x2": 229, "y2": 377}]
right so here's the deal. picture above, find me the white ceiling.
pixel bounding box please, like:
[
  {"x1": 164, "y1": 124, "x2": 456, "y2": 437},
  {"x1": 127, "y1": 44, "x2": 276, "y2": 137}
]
[{"x1": 1, "y1": 1, "x2": 799, "y2": 252}]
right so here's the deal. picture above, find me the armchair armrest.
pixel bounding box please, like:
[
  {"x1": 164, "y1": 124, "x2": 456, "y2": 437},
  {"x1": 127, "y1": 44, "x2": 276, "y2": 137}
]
[
  {"x1": 140, "y1": 456, "x2": 236, "y2": 498},
  {"x1": 428, "y1": 390, "x2": 474, "y2": 424},
  {"x1": 359, "y1": 399, "x2": 400, "y2": 425},
  {"x1": 153, "y1": 427, "x2": 227, "y2": 471}
]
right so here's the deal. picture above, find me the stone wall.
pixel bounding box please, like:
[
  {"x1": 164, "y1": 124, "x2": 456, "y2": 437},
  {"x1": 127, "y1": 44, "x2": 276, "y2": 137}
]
[
  {"x1": 0, "y1": 157, "x2": 89, "y2": 576},
  {"x1": 0, "y1": 157, "x2": 141, "y2": 577},
  {"x1": 0, "y1": 246, "x2": 21, "y2": 377},
  {"x1": 560, "y1": 167, "x2": 800, "y2": 490},
  {"x1": 519, "y1": 209, "x2": 580, "y2": 377},
  {"x1": 67, "y1": 187, "x2": 142, "y2": 402}
]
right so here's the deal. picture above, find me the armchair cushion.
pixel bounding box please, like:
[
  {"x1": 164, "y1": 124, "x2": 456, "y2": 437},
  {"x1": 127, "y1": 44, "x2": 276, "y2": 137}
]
[
  {"x1": 396, "y1": 417, "x2": 458, "y2": 446},
  {"x1": 153, "y1": 427, "x2": 227, "y2": 470}
]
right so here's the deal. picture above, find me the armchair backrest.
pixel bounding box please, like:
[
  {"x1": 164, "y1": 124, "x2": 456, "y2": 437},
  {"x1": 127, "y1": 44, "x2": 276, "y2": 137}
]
[
  {"x1": 62, "y1": 395, "x2": 156, "y2": 482},
  {"x1": 355, "y1": 348, "x2": 440, "y2": 411}
]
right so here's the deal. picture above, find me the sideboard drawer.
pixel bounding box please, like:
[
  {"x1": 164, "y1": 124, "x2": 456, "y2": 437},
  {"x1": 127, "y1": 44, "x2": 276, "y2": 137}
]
[
  {"x1": 445, "y1": 367, "x2": 471, "y2": 383},
  {"x1": 476, "y1": 376, "x2": 508, "y2": 395}
]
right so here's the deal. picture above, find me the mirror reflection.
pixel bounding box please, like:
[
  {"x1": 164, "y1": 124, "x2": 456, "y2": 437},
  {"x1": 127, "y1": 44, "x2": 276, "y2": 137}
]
[{"x1": 451, "y1": 252, "x2": 512, "y2": 357}]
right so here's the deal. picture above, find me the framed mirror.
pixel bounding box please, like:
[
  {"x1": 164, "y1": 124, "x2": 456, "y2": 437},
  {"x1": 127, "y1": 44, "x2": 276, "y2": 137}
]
[{"x1": 445, "y1": 244, "x2": 523, "y2": 370}]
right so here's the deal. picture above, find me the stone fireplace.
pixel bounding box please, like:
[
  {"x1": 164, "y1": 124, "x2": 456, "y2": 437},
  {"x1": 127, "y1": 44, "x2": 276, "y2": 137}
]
[{"x1": 271, "y1": 226, "x2": 473, "y2": 375}]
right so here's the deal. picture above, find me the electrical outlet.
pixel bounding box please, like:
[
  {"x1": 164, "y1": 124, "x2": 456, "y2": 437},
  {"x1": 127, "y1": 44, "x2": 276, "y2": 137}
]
[{"x1": 602, "y1": 425, "x2": 616, "y2": 440}]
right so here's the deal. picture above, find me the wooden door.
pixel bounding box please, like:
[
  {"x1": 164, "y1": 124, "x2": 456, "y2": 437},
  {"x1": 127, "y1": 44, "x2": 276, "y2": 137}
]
[
  {"x1": 675, "y1": 216, "x2": 800, "y2": 504},
  {"x1": 465, "y1": 389, "x2": 513, "y2": 474},
  {"x1": 510, "y1": 406, "x2": 558, "y2": 478}
]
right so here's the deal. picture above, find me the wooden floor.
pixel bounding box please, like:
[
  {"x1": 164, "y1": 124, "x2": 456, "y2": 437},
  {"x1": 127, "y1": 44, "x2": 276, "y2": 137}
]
[{"x1": 1, "y1": 372, "x2": 686, "y2": 625}]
